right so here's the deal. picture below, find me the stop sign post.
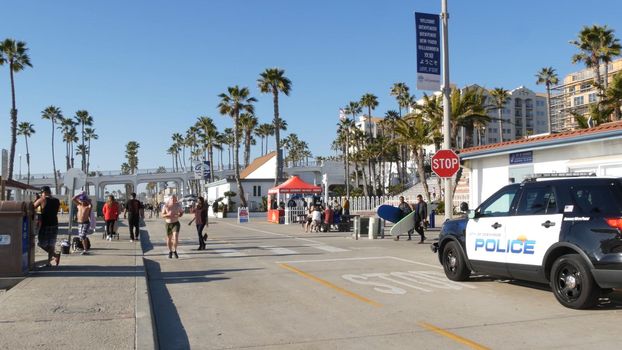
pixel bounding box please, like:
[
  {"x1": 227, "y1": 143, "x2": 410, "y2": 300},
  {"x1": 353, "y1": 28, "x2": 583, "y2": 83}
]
[{"x1": 432, "y1": 149, "x2": 460, "y2": 178}]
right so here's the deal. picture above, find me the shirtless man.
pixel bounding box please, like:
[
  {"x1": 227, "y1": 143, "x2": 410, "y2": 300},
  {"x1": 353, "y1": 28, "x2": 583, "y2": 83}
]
[
  {"x1": 72, "y1": 192, "x2": 92, "y2": 255},
  {"x1": 162, "y1": 195, "x2": 184, "y2": 259}
]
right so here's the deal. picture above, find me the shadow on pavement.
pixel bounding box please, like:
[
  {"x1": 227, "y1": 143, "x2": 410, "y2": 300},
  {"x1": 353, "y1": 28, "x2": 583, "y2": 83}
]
[{"x1": 30, "y1": 265, "x2": 142, "y2": 277}]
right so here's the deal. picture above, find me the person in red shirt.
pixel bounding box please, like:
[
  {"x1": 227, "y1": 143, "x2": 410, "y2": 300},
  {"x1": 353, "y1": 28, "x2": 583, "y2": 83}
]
[{"x1": 102, "y1": 195, "x2": 120, "y2": 240}]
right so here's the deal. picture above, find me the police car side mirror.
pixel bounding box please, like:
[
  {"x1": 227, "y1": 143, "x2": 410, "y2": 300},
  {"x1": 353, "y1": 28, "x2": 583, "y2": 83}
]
[
  {"x1": 468, "y1": 210, "x2": 477, "y2": 219},
  {"x1": 459, "y1": 202, "x2": 469, "y2": 212}
]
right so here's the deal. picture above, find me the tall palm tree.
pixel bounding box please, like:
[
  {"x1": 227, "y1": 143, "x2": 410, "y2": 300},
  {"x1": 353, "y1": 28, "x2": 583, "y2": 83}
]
[
  {"x1": 74, "y1": 110, "x2": 93, "y2": 173},
  {"x1": 489, "y1": 88, "x2": 511, "y2": 143},
  {"x1": 125, "y1": 141, "x2": 140, "y2": 174},
  {"x1": 258, "y1": 68, "x2": 292, "y2": 185},
  {"x1": 255, "y1": 123, "x2": 274, "y2": 156},
  {"x1": 571, "y1": 25, "x2": 621, "y2": 94},
  {"x1": 218, "y1": 86, "x2": 256, "y2": 207},
  {"x1": 390, "y1": 82, "x2": 410, "y2": 117},
  {"x1": 59, "y1": 117, "x2": 77, "y2": 169},
  {"x1": 394, "y1": 114, "x2": 434, "y2": 203},
  {"x1": 222, "y1": 128, "x2": 234, "y2": 170},
  {"x1": 239, "y1": 112, "x2": 258, "y2": 168},
  {"x1": 171, "y1": 133, "x2": 185, "y2": 171},
  {"x1": 360, "y1": 93, "x2": 379, "y2": 137},
  {"x1": 16, "y1": 121, "x2": 34, "y2": 184},
  {"x1": 196, "y1": 116, "x2": 218, "y2": 182},
  {"x1": 41, "y1": 106, "x2": 62, "y2": 193},
  {"x1": 84, "y1": 127, "x2": 98, "y2": 176},
  {"x1": 0, "y1": 38, "x2": 32, "y2": 193},
  {"x1": 535, "y1": 67, "x2": 559, "y2": 133}
]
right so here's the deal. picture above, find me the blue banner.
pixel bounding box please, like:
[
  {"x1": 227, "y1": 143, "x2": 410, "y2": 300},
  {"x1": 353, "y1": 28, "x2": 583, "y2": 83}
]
[
  {"x1": 415, "y1": 12, "x2": 441, "y2": 91},
  {"x1": 203, "y1": 161, "x2": 211, "y2": 180}
]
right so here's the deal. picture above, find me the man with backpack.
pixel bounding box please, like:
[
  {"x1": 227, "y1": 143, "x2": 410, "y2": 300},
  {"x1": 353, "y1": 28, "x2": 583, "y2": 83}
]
[{"x1": 124, "y1": 193, "x2": 143, "y2": 242}]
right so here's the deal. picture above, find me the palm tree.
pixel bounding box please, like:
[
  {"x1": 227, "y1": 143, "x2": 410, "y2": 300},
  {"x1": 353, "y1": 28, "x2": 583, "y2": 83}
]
[
  {"x1": 390, "y1": 82, "x2": 410, "y2": 117},
  {"x1": 394, "y1": 114, "x2": 434, "y2": 203},
  {"x1": 239, "y1": 112, "x2": 258, "y2": 168},
  {"x1": 125, "y1": 141, "x2": 140, "y2": 174},
  {"x1": 171, "y1": 133, "x2": 186, "y2": 171},
  {"x1": 535, "y1": 67, "x2": 559, "y2": 133},
  {"x1": 602, "y1": 71, "x2": 622, "y2": 121},
  {"x1": 571, "y1": 25, "x2": 621, "y2": 94},
  {"x1": 59, "y1": 117, "x2": 77, "y2": 169},
  {"x1": 258, "y1": 68, "x2": 291, "y2": 185},
  {"x1": 84, "y1": 127, "x2": 98, "y2": 176},
  {"x1": 218, "y1": 86, "x2": 257, "y2": 207},
  {"x1": 16, "y1": 121, "x2": 34, "y2": 184},
  {"x1": 255, "y1": 123, "x2": 274, "y2": 156},
  {"x1": 360, "y1": 93, "x2": 379, "y2": 137},
  {"x1": 489, "y1": 88, "x2": 511, "y2": 143},
  {"x1": 41, "y1": 106, "x2": 62, "y2": 193},
  {"x1": 196, "y1": 116, "x2": 218, "y2": 182},
  {"x1": 74, "y1": 110, "x2": 93, "y2": 173},
  {"x1": 0, "y1": 38, "x2": 32, "y2": 193}
]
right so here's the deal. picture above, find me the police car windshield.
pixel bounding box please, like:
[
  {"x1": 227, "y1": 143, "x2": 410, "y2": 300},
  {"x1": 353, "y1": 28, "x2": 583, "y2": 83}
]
[{"x1": 569, "y1": 182, "x2": 622, "y2": 214}]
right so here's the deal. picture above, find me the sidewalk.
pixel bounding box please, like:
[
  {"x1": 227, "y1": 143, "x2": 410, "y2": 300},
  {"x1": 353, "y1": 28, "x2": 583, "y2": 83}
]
[{"x1": 0, "y1": 222, "x2": 156, "y2": 350}]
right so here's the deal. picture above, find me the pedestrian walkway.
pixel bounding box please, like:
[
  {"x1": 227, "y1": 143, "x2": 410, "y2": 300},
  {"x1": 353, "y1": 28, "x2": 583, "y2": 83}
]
[{"x1": 0, "y1": 223, "x2": 155, "y2": 350}]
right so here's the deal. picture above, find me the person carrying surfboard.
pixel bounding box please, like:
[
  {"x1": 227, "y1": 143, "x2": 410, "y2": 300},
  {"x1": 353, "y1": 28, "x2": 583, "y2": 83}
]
[
  {"x1": 394, "y1": 196, "x2": 414, "y2": 241},
  {"x1": 413, "y1": 195, "x2": 428, "y2": 244}
]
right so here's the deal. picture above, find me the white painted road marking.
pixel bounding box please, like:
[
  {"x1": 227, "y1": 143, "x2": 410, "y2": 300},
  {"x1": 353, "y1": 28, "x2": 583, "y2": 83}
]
[
  {"x1": 209, "y1": 249, "x2": 246, "y2": 257},
  {"x1": 343, "y1": 271, "x2": 476, "y2": 294},
  {"x1": 308, "y1": 245, "x2": 349, "y2": 253},
  {"x1": 259, "y1": 245, "x2": 298, "y2": 255}
]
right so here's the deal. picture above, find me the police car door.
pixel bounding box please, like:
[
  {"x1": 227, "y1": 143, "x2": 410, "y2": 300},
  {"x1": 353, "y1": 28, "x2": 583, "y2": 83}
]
[
  {"x1": 504, "y1": 184, "x2": 562, "y2": 278},
  {"x1": 466, "y1": 186, "x2": 519, "y2": 275}
]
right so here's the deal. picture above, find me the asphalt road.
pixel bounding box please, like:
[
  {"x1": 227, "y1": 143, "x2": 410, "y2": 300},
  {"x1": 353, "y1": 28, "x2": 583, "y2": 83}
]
[{"x1": 141, "y1": 216, "x2": 622, "y2": 350}]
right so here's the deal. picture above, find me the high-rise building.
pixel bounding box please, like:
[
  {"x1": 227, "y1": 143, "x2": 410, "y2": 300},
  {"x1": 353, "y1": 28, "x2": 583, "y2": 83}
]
[{"x1": 550, "y1": 58, "x2": 622, "y2": 132}]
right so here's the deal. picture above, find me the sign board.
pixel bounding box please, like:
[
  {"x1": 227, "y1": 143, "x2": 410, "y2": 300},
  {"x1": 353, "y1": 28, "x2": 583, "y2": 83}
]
[
  {"x1": 64, "y1": 168, "x2": 86, "y2": 189},
  {"x1": 415, "y1": 12, "x2": 441, "y2": 91},
  {"x1": 0, "y1": 234, "x2": 10, "y2": 245},
  {"x1": 238, "y1": 207, "x2": 249, "y2": 223},
  {"x1": 431, "y1": 149, "x2": 460, "y2": 178},
  {"x1": 193, "y1": 162, "x2": 203, "y2": 180},
  {"x1": 509, "y1": 151, "x2": 533, "y2": 165}
]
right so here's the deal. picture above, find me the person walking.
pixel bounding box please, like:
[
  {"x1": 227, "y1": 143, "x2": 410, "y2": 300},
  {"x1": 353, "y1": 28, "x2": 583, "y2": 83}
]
[
  {"x1": 72, "y1": 192, "x2": 92, "y2": 255},
  {"x1": 102, "y1": 195, "x2": 120, "y2": 240},
  {"x1": 33, "y1": 186, "x2": 61, "y2": 266},
  {"x1": 414, "y1": 194, "x2": 428, "y2": 243},
  {"x1": 162, "y1": 195, "x2": 184, "y2": 258},
  {"x1": 190, "y1": 196, "x2": 208, "y2": 250},
  {"x1": 124, "y1": 192, "x2": 143, "y2": 242},
  {"x1": 394, "y1": 196, "x2": 414, "y2": 241}
]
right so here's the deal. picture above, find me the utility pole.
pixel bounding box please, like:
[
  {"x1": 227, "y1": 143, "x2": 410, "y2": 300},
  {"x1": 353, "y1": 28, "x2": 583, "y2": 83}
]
[{"x1": 441, "y1": 0, "x2": 452, "y2": 220}]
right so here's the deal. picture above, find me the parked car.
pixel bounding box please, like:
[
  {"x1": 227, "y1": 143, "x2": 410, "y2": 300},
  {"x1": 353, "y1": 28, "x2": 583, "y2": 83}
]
[{"x1": 431, "y1": 173, "x2": 622, "y2": 309}]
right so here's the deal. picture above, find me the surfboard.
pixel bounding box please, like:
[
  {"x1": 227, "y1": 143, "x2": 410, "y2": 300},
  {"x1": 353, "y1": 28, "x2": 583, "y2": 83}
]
[
  {"x1": 390, "y1": 211, "x2": 415, "y2": 237},
  {"x1": 377, "y1": 205, "x2": 403, "y2": 223}
]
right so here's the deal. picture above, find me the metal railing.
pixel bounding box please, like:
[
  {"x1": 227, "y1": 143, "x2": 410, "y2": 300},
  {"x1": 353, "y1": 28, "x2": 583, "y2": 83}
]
[{"x1": 327, "y1": 195, "x2": 419, "y2": 213}]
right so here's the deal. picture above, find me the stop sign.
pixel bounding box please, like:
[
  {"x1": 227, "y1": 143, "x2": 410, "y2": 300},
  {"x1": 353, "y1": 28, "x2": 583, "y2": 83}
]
[{"x1": 431, "y1": 149, "x2": 460, "y2": 178}]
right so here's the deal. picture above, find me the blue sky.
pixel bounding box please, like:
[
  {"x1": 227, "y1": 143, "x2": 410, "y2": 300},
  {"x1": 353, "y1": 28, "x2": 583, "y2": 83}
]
[{"x1": 1, "y1": 0, "x2": 621, "y2": 175}]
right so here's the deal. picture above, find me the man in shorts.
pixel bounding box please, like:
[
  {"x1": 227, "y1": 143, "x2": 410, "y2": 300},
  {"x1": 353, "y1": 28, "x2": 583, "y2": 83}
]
[
  {"x1": 34, "y1": 186, "x2": 61, "y2": 266},
  {"x1": 72, "y1": 192, "x2": 92, "y2": 255},
  {"x1": 162, "y1": 195, "x2": 184, "y2": 259}
]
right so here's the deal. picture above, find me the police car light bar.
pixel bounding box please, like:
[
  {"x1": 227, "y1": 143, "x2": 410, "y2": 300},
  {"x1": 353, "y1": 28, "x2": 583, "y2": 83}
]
[{"x1": 523, "y1": 172, "x2": 596, "y2": 182}]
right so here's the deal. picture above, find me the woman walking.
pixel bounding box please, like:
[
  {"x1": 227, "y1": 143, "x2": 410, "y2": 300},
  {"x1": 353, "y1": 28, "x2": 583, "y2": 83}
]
[
  {"x1": 102, "y1": 195, "x2": 120, "y2": 240},
  {"x1": 162, "y1": 195, "x2": 184, "y2": 259},
  {"x1": 191, "y1": 197, "x2": 208, "y2": 250}
]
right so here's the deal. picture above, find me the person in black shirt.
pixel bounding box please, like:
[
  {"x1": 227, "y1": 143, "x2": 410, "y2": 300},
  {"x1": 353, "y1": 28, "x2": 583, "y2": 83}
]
[
  {"x1": 124, "y1": 193, "x2": 143, "y2": 241},
  {"x1": 33, "y1": 186, "x2": 61, "y2": 266}
]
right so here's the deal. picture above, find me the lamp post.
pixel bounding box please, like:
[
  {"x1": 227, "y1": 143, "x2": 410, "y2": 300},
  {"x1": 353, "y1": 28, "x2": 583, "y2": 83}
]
[{"x1": 441, "y1": 0, "x2": 453, "y2": 220}]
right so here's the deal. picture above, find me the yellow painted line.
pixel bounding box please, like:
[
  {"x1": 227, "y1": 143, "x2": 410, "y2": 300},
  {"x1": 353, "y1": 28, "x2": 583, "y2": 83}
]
[
  {"x1": 278, "y1": 263, "x2": 382, "y2": 307},
  {"x1": 419, "y1": 322, "x2": 490, "y2": 350}
]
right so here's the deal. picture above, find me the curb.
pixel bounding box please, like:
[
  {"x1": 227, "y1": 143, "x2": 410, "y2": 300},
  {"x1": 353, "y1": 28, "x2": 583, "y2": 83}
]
[{"x1": 135, "y1": 235, "x2": 159, "y2": 350}]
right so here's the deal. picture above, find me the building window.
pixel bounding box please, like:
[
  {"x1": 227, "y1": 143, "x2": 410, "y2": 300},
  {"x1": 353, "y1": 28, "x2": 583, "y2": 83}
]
[
  {"x1": 514, "y1": 98, "x2": 522, "y2": 108},
  {"x1": 568, "y1": 86, "x2": 575, "y2": 93},
  {"x1": 588, "y1": 93, "x2": 597, "y2": 103},
  {"x1": 580, "y1": 83, "x2": 591, "y2": 91},
  {"x1": 253, "y1": 186, "x2": 262, "y2": 197},
  {"x1": 574, "y1": 96, "x2": 584, "y2": 106},
  {"x1": 515, "y1": 109, "x2": 522, "y2": 117}
]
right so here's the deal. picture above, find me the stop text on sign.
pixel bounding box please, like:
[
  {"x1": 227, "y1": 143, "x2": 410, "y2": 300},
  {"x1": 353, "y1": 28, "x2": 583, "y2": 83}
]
[{"x1": 432, "y1": 157, "x2": 458, "y2": 170}]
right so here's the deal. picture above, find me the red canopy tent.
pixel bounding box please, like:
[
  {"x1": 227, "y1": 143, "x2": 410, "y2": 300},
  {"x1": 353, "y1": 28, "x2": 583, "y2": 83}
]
[
  {"x1": 267, "y1": 176, "x2": 321, "y2": 223},
  {"x1": 268, "y1": 175, "x2": 322, "y2": 194}
]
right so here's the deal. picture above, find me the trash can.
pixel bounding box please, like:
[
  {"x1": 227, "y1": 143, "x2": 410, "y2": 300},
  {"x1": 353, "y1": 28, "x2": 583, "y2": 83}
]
[
  {"x1": 368, "y1": 217, "x2": 380, "y2": 239},
  {"x1": 352, "y1": 216, "x2": 361, "y2": 239},
  {"x1": 0, "y1": 201, "x2": 35, "y2": 277},
  {"x1": 429, "y1": 210, "x2": 435, "y2": 229}
]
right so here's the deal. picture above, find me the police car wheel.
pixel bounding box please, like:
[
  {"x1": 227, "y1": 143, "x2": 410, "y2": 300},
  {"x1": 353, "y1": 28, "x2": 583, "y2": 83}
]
[
  {"x1": 550, "y1": 254, "x2": 600, "y2": 309},
  {"x1": 442, "y1": 241, "x2": 470, "y2": 281}
]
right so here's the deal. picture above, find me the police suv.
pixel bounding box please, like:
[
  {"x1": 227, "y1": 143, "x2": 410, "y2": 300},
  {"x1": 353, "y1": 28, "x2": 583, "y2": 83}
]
[{"x1": 431, "y1": 173, "x2": 622, "y2": 309}]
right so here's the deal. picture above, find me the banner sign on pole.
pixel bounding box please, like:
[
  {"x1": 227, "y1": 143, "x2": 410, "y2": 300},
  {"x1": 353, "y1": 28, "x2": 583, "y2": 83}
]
[
  {"x1": 415, "y1": 12, "x2": 441, "y2": 91},
  {"x1": 193, "y1": 162, "x2": 203, "y2": 180}
]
